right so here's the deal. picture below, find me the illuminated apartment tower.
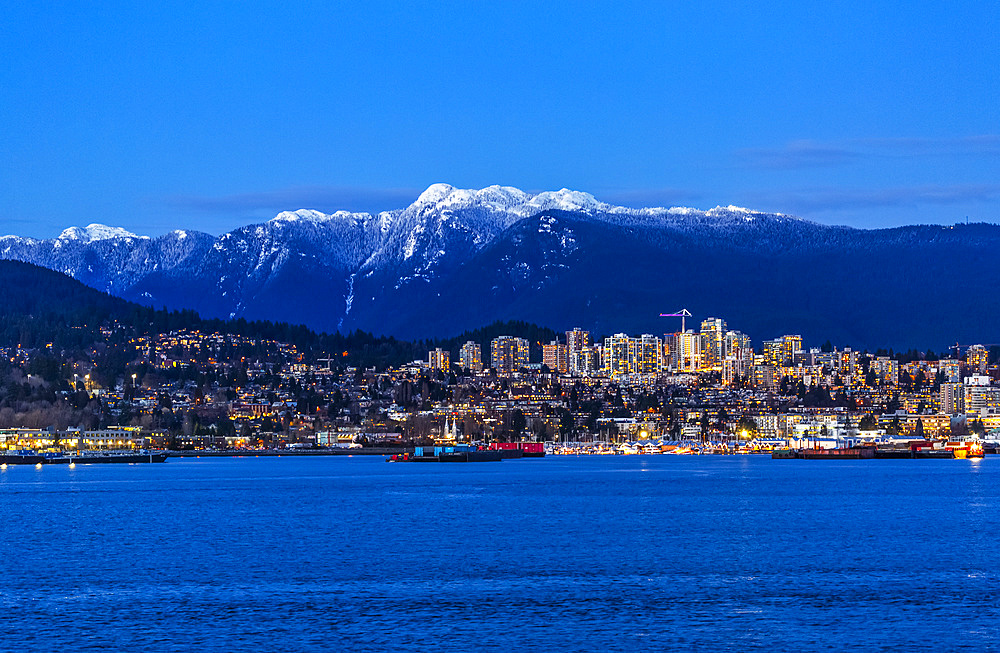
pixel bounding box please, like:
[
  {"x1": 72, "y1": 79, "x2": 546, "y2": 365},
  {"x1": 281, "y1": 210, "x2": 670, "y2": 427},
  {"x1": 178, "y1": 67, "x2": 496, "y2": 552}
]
[
  {"x1": 940, "y1": 382, "x2": 964, "y2": 415},
  {"x1": 967, "y1": 345, "x2": 989, "y2": 374},
  {"x1": 699, "y1": 317, "x2": 727, "y2": 368},
  {"x1": 601, "y1": 334, "x2": 662, "y2": 376},
  {"x1": 459, "y1": 341, "x2": 482, "y2": 371},
  {"x1": 542, "y1": 340, "x2": 569, "y2": 374},
  {"x1": 428, "y1": 348, "x2": 450, "y2": 371},
  {"x1": 722, "y1": 330, "x2": 752, "y2": 382},
  {"x1": 604, "y1": 334, "x2": 632, "y2": 377},
  {"x1": 671, "y1": 331, "x2": 702, "y2": 372},
  {"x1": 839, "y1": 348, "x2": 858, "y2": 379},
  {"x1": 938, "y1": 359, "x2": 961, "y2": 383},
  {"x1": 872, "y1": 356, "x2": 900, "y2": 386},
  {"x1": 763, "y1": 335, "x2": 802, "y2": 367},
  {"x1": 565, "y1": 328, "x2": 591, "y2": 375},
  {"x1": 491, "y1": 336, "x2": 530, "y2": 374},
  {"x1": 782, "y1": 335, "x2": 802, "y2": 365},
  {"x1": 636, "y1": 334, "x2": 663, "y2": 375},
  {"x1": 762, "y1": 339, "x2": 784, "y2": 367},
  {"x1": 964, "y1": 374, "x2": 1000, "y2": 417}
]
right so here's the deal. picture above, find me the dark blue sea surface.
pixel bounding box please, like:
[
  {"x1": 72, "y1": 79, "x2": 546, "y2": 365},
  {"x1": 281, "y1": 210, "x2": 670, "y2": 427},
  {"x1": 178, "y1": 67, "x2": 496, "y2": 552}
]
[{"x1": 2, "y1": 455, "x2": 998, "y2": 651}]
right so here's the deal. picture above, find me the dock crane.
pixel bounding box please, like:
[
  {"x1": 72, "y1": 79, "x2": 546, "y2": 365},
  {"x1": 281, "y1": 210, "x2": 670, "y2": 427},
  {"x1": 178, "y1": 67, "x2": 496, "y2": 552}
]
[{"x1": 659, "y1": 309, "x2": 692, "y2": 333}]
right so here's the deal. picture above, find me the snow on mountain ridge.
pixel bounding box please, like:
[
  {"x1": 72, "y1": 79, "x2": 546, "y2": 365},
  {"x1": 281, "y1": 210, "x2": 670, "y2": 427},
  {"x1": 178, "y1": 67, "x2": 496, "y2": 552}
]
[{"x1": 57, "y1": 224, "x2": 145, "y2": 243}]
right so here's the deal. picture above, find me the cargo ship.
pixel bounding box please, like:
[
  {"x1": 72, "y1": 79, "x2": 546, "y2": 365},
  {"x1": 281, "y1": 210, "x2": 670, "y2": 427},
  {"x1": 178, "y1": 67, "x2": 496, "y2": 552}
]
[
  {"x1": 49, "y1": 450, "x2": 169, "y2": 464},
  {"x1": 0, "y1": 450, "x2": 168, "y2": 465},
  {"x1": 0, "y1": 450, "x2": 46, "y2": 466},
  {"x1": 387, "y1": 445, "x2": 502, "y2": 463}
]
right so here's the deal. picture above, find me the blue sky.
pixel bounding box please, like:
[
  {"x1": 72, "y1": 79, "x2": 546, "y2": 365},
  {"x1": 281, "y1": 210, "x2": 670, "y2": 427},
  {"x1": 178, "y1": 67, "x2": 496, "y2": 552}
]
[{"x1": 2, "y1": 1, "x2": 998, "y2": 237}]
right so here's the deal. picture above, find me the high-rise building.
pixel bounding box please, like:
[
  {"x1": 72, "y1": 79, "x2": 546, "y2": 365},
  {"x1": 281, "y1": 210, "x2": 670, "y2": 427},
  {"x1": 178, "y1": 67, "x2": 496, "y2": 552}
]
[
  {"x1": 723, "y1": 330, "x2": 752, "y2": 375},
  {"x1": 491, "y1": 336, "x2": 530, "y2": 374},
  {"x1": 762, "y1": 339, "x2": 784, "y2": 367},
  {"x1": 967, "y1": 345, "x2": 989, "y2": 374},
  {"x1": 781, "y1": 335, "x2": 803, "y2": 365},
  {"x1": 671, "y1": 331, "x2": 702, "y2": 372},
  {"x1": 603, "y1": 333, "x2": 663, "y2": 377},
  {"x1": 459, "y1": 341, "x2": 482, "y2": 371},
  {"x1": 873, "y1": 357, "x2": 900, "y2": 386},
  {"x1": 604, "y1": 334, "x2": 632, "y2": 377},
  {"x1": 940, "y1": 382, "x2": 964, "y2": 415},
  {"x1": 428, "y1": 348, "x2": 450, "y2": 371},
  {"x1": 763, "y1": 335, "x2": 802, "y2": 366},
  {"x1": 565, "y1": 328, "x2": 591, "y2": 375},
  {"x1": 699, "y1": 318, "x2": 727, "y2": 368},
  {"x1": 574, "y1": 346, "x2": 599, "y2": 376},
  {"x1": 964, "y1": 374, "x2": 1000, "y2": 417},
  {"x1": 636, "y1": 334, "x2": 662, "y2": 375},
  {"x1": 938, "y1": 359, "x2": 961, "y2": 383},
  {"x1": 542, "y1": 340, "x2": 569, "y2": 374}
]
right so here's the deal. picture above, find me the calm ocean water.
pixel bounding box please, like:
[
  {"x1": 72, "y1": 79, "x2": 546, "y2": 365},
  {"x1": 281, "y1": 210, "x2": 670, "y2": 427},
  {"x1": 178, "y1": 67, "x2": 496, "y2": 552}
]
[{"x1": 1, "y1": 455, "x2": 998, "y2": 652}]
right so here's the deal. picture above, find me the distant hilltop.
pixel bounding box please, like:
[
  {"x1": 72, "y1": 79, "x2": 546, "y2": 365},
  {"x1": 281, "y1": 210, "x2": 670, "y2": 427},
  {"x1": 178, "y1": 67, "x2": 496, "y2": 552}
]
[{"x1": 2, "y1": 183, "x2": 999, "y2": 349}]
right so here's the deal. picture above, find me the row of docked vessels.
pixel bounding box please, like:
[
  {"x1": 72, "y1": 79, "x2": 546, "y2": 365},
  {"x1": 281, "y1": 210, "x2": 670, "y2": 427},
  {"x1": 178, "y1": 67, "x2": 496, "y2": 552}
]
[
  {"x1": 772, "y1": 440, "x2": 986, "y2": 460},
  {"x1": 0, "y1": 449, "x2": 169, "y2": 466}
]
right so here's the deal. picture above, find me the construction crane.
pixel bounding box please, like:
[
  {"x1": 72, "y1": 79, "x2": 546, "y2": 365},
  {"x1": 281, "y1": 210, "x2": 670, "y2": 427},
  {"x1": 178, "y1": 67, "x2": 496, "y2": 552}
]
[{"x1": 659, "y1": 309, "x2": 692, "y2": 333}]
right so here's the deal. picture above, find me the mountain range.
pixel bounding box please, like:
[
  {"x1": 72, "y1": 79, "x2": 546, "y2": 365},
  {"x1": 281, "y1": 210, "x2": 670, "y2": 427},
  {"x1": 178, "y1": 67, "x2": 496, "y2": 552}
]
[{"x1": 3, "y1": 184, "x2": 999, "y2": 350}]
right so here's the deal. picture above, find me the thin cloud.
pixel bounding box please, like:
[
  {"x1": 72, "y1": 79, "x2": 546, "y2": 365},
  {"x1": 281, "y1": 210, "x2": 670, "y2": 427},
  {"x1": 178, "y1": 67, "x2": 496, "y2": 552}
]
[
  {"x1": 164, "y1": 186, "x2": 422, "y2": 215},
  {"x1": 749, "y1": 183, "x2": 1000, "y2": 214},
  {"x1": 738, "y1": 140, "x2": 860, "y2": 169},
  {"x1": 858, "y1": 134, "x2": 1000, "y2": 156},
  {"x1": 739, "y1": 134, "x2": 1000, "y2": 170}
]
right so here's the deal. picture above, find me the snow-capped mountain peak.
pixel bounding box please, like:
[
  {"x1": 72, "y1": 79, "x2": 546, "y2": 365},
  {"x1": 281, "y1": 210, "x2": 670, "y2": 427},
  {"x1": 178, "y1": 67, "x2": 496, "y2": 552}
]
[
  {"x1": 408, "y1": 183, "x2": 604, "y2": 217},
  {"x1": 57, "y1": 224, "x2": 145, "y2": 243},
  {"x1": 524, "y1": 188, "x2": 605, "y2": 214}
]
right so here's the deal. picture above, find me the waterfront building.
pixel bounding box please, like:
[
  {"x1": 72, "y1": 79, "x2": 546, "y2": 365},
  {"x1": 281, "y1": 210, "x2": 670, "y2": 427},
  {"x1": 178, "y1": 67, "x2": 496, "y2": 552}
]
[
  {"x1": 491, "y1": 336, "x2": 530, "y2": 374},
  {"x1": 459, "y1": 341, "x2": 482, "y2": 372}
]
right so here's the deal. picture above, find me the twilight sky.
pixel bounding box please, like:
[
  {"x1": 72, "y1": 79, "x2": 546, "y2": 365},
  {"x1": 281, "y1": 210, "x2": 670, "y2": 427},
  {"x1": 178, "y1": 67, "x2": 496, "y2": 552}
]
[{"x1": 2, "y1": 1, "x2": 998, "y2": 238}]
